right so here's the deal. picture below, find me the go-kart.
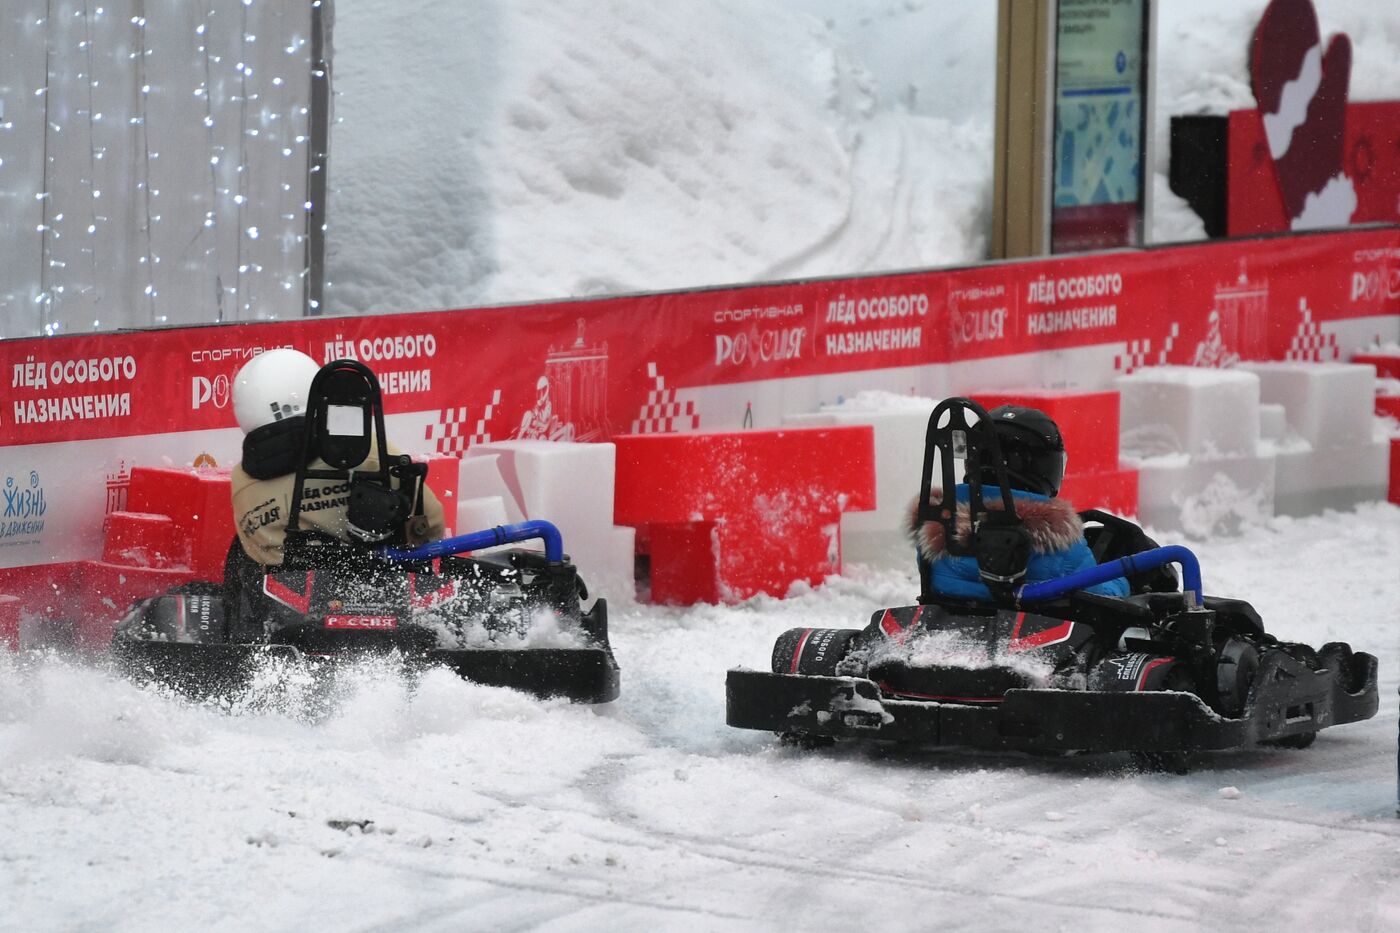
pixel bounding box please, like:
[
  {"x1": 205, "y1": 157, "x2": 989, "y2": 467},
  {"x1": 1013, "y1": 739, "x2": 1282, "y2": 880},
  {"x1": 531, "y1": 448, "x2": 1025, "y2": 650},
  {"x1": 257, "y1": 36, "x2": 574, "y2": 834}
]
[
  {"x1": 110, "y1": 359, "x2": 619, "y2": 704},
  {"x1": 725, "y1": 398, "x2": 1377, "y2": 768}
]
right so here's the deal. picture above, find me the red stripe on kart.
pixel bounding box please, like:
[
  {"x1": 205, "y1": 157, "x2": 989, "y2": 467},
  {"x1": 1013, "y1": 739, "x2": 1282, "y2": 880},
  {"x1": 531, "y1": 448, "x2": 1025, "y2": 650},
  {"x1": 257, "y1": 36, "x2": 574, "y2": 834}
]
[
  {"x1": 1008, "y1": 612, "x2": 1075, "y2": 653},
  {"x1": 263, "y1": 572, "x2": 314, "y2": 615},
  {"x1": 879, "y1": 610, "x2": 901, "y2": 639},
  {"x1": 788, "y1": 628, "x2": 815, "y2": 674},
  {"x1": 1136, "y1": 657, "x2": 1173, "y2": 691}
]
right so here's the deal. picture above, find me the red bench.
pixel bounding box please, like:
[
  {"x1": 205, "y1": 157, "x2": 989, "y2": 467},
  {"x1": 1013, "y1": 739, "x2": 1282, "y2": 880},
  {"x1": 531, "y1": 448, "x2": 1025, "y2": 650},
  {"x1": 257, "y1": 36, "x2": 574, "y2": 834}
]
[{"x1": 614, "y1": 427, "x2": 876, "y2": 604}]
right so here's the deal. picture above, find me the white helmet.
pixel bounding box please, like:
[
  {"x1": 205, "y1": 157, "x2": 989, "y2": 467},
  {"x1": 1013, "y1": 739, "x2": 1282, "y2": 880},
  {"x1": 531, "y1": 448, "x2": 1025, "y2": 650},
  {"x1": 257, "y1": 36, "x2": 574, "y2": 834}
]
[{"x1": 232, "y1": 348, "x2": 321, "y2": 434}]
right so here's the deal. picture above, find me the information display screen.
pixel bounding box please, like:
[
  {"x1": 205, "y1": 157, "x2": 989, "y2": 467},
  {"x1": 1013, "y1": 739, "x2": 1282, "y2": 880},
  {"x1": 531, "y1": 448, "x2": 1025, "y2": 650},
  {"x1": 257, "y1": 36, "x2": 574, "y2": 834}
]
[{"x1": 1052, "y1": 0, "x2": 1149, "y2": 253}]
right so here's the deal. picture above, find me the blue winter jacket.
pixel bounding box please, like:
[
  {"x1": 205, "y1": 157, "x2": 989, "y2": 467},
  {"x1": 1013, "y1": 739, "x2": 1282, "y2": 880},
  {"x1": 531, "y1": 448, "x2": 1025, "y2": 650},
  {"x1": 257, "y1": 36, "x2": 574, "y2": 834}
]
[{"x1": 912, "y1": 485, "x2": 1129, "y2": 601}]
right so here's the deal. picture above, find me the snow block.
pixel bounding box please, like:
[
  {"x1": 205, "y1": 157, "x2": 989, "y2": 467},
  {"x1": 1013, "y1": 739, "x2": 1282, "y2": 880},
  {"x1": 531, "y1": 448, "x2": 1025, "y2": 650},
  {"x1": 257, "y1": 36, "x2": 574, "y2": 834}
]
[
  {"x1": 614, "y1": 427, "x2": 876, "y2": 604},
  {"x1": 102, "y1": 512, "x2": 181, "y2": 569},
  {"x1": 1352, "y1": 352, "x2": 1400, "y2": 381},
  {"x1": 1259, "y1": 403, "x2": 1288, "y2": 443},
  {"x1": 1237, "y1": 362, "x2": 1375, "y2": 449},
  {"x1": 1132, "y1": 453, "x2": 1277, "y2": 538},
  {"x1": 783, "y1": 403, "x2": 935, "y2": 567},
  {"x1": 0, "y1": 595, "x2": 19, "y2": 651},
  {"x1": 1116, "y1": 367, "x2": 1260, "y2": 459},
  {"x1": 125, "y1": 466, "x2": 235, "y2": 580},
  {"x1": 1273, "y1": 437, "x2": 1390, "y2": 516},
  {"x1": 462, "y1": 441, "x2": 635, "y2": 603}
]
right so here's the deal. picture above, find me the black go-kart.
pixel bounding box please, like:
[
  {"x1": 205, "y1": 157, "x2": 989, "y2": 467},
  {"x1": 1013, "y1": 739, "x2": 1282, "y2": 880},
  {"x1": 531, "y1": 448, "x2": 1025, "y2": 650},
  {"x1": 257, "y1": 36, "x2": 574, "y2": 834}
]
[
  {"x1": 111, "y1": 359, "x2": 619, "y2": 704},
  {"x1": 726, "y1": 397, "x2": 1378, "y2": 769}
]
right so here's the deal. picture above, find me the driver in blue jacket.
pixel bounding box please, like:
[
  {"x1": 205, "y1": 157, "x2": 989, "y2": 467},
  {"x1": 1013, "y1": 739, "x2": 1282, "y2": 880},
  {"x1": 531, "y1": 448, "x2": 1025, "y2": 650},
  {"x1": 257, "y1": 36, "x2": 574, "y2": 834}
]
[{"x1": 908, "y1": 404, "x2": 1129, "y2": 600}]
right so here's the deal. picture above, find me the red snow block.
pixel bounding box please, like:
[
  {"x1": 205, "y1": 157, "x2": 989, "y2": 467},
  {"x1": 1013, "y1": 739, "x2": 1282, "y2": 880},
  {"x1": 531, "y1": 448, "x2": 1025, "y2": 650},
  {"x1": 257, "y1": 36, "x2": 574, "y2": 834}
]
[
  {"x1": 614, "y1": 427, "x2": 876, "y2": 605},
  {"x1": 1390, "y1": 438, "x2": 1400, "y2": 506},
  {"x1": 421, "y1": 455, "x2": 461, "y2": 536},
  {"x1": 973, "y1": 389, "x2": 1122, "y2": 474},
  {"x1": 125, "y1": 466, "x2": 235, "y2": 580},
  {"x1": 1375, "y1": 396, "x2": 1400, "y2": 421},
  {"x1": 71, "y1": 560, "x2": 196, "y2": 650},
  {"x1": 102, "y1": 512, "x2": 180, "y2": 568},
  {"x1": 1059, "y1": 469, "x2": 1140, "y2": 517},
  {"x1": 0, "y1": 595, "x2": 20, "y2": 651},
  {"x1": 1353, "y1": 352, "x2": 1400, "y2": 381}
]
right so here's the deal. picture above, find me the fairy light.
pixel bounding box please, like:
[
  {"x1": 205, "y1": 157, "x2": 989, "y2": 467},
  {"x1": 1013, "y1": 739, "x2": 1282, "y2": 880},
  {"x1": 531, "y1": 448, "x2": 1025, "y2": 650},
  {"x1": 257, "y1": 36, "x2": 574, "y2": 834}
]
[{"x1": 19, "y1": 0, "x2": 319, "y2": 337}]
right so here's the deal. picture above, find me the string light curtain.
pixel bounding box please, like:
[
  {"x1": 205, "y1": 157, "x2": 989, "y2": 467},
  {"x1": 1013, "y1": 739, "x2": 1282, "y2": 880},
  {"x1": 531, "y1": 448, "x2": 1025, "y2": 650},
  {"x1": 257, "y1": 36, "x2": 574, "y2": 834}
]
[{"x1": 0, "y1": 0, "x2": 324, "y2": 339}]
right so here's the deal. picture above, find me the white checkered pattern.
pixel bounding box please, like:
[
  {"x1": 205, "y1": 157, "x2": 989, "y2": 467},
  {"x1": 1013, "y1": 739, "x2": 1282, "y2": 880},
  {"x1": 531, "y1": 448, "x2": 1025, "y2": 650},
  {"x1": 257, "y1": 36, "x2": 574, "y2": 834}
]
[
  {"x1": 1115, "y1": 323, "x2": 1180, "y2": 373},
  {"x1": 630, "y1": 363, "x2": 699, "y2": 434},
  {"x1": 1284, "y1": 298, "x2": 1339, "y2": 362},
  {"x1": 425, "y1": 389, "x2": 502, "y2": 456}
]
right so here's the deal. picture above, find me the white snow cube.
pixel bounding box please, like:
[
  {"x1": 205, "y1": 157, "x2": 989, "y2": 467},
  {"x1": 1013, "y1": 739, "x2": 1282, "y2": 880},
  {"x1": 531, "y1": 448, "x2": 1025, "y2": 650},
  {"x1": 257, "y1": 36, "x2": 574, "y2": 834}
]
[
  {"x1": 1259, "y1": 403, "x2": 1288, "y2": 443},
  {"x1": 1116, "y1": 367, "x2": 1260, "y2": 459},
  {"x1": 784, "y1": 396, "x2": 938, "y2": 567},
  {"x1": 1272, "y1": 436, "x2": 1390, "y2": 516},
  {"x1": 1131, "y1": 453, "x2": 1276, "y2": 538},
  {"x1": 461, "y1": 441, "x2": 634, "y2": 604},
  {"x1": 1237, "y1": 362, "x2": 1375, "y2": 449}
]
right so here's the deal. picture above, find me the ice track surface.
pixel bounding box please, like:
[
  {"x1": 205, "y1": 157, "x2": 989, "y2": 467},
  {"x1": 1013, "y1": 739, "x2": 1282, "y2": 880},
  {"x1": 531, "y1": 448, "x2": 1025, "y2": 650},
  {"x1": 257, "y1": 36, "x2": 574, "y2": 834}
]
[{"x1": 3, "y1": 506, "x2": 1399, "y2": 931}]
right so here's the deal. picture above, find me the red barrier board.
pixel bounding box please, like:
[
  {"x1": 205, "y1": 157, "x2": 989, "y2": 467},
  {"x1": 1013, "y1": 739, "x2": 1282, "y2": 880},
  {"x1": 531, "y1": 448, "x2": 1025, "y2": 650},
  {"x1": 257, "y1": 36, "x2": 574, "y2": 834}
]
[
  {"x1": 2, "y1": 228, "x2": 1395, "y2": 452},
  {"x1": 1, "y1": 228, "x2": 1397, "y2": 585},
  {"x1": 1228, "y1": 102, "x2": 1400, "y2": 238}
]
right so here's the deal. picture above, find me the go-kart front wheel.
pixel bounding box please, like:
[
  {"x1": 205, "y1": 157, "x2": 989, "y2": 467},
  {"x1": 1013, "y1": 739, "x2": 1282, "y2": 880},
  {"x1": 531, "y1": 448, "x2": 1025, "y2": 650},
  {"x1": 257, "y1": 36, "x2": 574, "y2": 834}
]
[{"x1": 770, "y1": 627, "x2": 860, "y2": 676}]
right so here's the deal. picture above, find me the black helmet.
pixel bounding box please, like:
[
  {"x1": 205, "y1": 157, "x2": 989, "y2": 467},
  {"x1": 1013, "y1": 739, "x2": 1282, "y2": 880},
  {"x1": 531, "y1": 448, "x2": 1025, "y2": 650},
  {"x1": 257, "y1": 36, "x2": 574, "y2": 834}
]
[{"x1": 978, "y1": 405, "x2": 1066, "y2": 497}]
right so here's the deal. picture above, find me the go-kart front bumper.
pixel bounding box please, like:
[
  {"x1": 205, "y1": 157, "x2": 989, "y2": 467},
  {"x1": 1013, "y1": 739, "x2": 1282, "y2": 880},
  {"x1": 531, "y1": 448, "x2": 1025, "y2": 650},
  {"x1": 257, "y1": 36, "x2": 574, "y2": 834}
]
[{"x1": 725, "y1": 651, "x2": 1378, "y2": 753}]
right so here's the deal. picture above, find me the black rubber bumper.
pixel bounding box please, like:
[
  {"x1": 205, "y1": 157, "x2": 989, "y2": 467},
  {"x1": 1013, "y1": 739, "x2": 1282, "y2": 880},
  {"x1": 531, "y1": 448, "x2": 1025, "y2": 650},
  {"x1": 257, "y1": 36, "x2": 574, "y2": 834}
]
[
  {"x1": 726, "y1": 651, "x2": 1378, "y2": 753},
  {"x1": 427, "y1": 647, "x2": 620, "y2": 704},
  {"x1": 112, "y1": 640, "x2": 621, "y2": 704}
]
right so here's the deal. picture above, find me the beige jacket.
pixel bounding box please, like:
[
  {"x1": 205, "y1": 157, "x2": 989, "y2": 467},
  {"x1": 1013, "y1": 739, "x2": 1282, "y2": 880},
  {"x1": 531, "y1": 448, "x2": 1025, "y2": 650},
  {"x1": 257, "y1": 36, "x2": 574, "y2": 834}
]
[{"x1": 231, "y1": 447, "x2": 446, "y2": 566}]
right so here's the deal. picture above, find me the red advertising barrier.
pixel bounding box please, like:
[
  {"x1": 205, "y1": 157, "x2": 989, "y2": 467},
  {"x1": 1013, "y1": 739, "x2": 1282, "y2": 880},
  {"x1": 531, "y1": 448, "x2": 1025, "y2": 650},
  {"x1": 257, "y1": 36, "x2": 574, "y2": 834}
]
[
  {"x1": 1, "y1": 227, "x2": 1397, "y2": 601},
  {"x1": 1229, "y1": 102, "x2": 1400, "y2": 238},
  {"x1": 3, "y1": 227, "x2": 1396, "y2": 453}
]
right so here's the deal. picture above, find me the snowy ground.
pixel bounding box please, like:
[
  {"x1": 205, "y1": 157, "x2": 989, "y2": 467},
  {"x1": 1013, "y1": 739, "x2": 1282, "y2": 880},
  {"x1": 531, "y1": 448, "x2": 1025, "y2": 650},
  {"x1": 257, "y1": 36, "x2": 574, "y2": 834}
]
[{"x1": 3, "y1": 505, "x2": 1399, "y2": 931}]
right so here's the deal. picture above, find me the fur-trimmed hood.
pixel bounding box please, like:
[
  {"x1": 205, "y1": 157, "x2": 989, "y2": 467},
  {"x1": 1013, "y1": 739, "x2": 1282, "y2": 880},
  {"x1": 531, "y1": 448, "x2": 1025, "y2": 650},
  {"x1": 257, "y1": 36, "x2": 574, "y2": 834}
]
[{"x1": 908, "y1": 487, "x2": 1084, "y2": 561}]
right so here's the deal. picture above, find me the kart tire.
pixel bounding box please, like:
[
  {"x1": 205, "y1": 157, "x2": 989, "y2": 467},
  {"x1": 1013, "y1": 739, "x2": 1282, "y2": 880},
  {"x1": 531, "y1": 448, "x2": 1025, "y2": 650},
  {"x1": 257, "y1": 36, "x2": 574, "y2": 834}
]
[{"x1": 770, "y1": 627, "x2": 859, "y2": 676}]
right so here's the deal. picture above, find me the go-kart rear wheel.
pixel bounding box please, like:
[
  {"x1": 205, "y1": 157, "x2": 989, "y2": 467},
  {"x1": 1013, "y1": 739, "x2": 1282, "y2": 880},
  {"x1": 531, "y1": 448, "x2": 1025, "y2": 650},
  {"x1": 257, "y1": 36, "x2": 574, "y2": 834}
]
[{"x1": 770, "y1": 627, "x2": 859, "y2": 676}]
